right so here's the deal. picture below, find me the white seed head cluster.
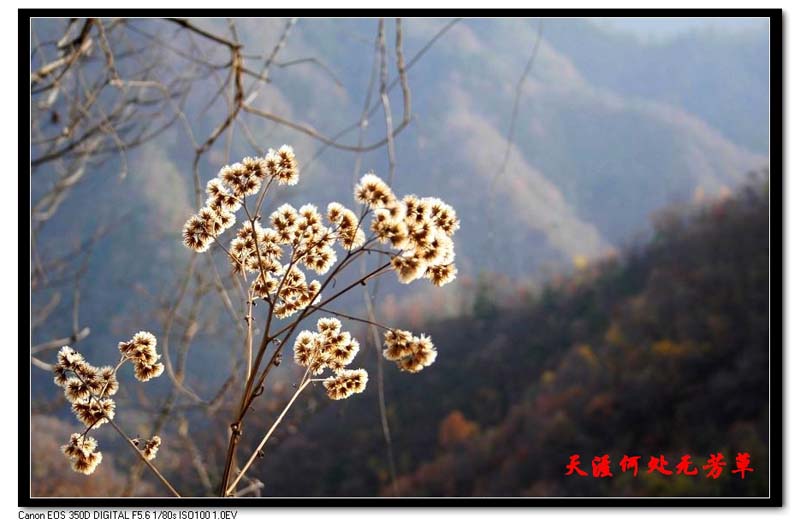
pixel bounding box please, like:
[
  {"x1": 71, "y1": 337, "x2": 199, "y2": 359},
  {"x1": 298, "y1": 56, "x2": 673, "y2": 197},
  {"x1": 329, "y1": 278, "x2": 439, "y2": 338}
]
[
  {"x1": 181, "y1": 148, "x2": 457, "y2": 395},
  {"x1": 354, "y1": 174, "x2": 459, "y2": 286},
  {"x1": 183, "y1": 149, "x2": 458, "y2": 314},
  {"x1": 54, "y1": 331, "x2": 165, "y2": 475},
  {"x1": 293, "y1": 318, "x2": 368, "y2": 400},
  {"x1": 182, "y1": 145, "x2": 299, "y2": 253},
  {"x1": 265, "y1": 145, "x2": 300, "y2": 186},
  {"x1": 226, "y1": 199, "x2": 361, "y2": 319},
  {"x1": 118, "y1": 331, "x2": 165, "y2": 382},
  {"x1": 323, "y1": 369, "x2": 369, "y2": 401},
  {"x1": 55, "y1": 346, "x2": 119, "y2": 429},
  {"x1": 382, "y1": 330, "x2": 438, "y2": 373},
  {"x1": 141, "y1": 435, "x2": 162, "y2": 461},
  {"x1": 327, "y1": 202, "x2": 366, "y2": 250},
  {"x1": 61, "y1": 433, "x2": 103, "y2": 475}
]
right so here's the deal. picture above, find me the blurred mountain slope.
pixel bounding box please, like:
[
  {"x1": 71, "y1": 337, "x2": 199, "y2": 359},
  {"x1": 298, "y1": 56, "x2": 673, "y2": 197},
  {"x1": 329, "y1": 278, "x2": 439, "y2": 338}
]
[
  {"x1": 543, "y1": 18, "x2": 770, "y2": 153},
  {"x1": 31, "y1": 17, "x2": 769, "y2": 407},
  {"x1": 256, "y1": 177, "x2": 769, "y2": 497}
]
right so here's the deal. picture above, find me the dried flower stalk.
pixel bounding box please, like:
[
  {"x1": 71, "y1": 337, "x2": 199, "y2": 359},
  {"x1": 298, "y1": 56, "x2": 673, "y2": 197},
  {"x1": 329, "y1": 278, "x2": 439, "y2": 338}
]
[
  {"x1": 182, "y1": 145, "x2": 459, "y2": 496},
  {"x1": 52, "y1": 336, "x2": 179, "y2": 496},
  {"x1": 53, "y1": 143, "x2": 458, "y2": 498}
]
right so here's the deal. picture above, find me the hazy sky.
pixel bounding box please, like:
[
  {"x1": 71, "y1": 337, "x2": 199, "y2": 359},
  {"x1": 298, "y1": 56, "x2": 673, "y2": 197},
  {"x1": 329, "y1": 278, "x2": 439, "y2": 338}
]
[{"x1": 591, "y1": 17, "x2": 768, "y2": 39}]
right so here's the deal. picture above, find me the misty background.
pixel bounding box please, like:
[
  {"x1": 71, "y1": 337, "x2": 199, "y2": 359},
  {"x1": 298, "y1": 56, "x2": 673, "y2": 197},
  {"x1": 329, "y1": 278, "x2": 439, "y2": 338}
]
[{"x1": 30, "y1": 17, "x2": 770, "y2": 498}]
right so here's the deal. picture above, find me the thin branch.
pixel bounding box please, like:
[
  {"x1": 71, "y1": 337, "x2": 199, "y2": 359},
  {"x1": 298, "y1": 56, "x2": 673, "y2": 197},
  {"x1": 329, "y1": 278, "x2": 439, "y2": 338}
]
[
  {"x1": 276, "y1": 57, "x2": 343, "y2": 88},
  {"x1": 165, "y1": 18, "x2": 242, "y2": 50},
  {"x1": 378, "y1": 19, "x2": 398, "y2": 184},
  {"x1": 30, "y1": 328, "x2": 91, "y2": 355},
  {"x1": 307, "y1": 17, "x2": 459, "y2": 171},
  {"x1": 107, "y1": 418, "x2": 182, "y2": 498},
  {"x1": 225, "y1": 379, "x2": 311, "y2": 496},
  {"x1": 487, "y1": 19, "x2": 544, "y2": 267},
  {"x1": 492, "y1": 19, "x2": 544, "y2": 191},
  {"x1": 71, "y1": 367, "x2": 181, "y2": 497},
  {"x1": 243, "y1": 103, "x2": 410, "y2": 153},
  {"x1": 313, "y1": 306, "x2": 394, "y2": 332}
]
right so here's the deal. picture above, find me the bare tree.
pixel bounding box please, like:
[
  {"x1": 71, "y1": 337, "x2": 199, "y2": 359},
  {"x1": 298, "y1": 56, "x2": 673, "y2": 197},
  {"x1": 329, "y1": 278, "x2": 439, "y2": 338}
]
[{"x1": 30, "y1": 17, "x2": 461, "y2": 498}]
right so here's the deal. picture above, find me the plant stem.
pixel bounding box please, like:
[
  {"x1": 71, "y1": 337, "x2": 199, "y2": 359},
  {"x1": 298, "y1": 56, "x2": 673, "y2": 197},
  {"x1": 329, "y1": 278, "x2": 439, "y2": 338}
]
[
  {"x1": 107, "y1": 418, "x2": 182, "y2": 498},
  {"x1": 70, "y1": 368, "x2": 181, "y2": 497},
  {"x1": 314, "y1": 306, "x2": 394, "y2": 332},
  {"x1": 219, "y1": 234, "x2": 393, "y2": 496},
  {"x1": 224, "y1": 378, "x2": 311, "y2": 496}
]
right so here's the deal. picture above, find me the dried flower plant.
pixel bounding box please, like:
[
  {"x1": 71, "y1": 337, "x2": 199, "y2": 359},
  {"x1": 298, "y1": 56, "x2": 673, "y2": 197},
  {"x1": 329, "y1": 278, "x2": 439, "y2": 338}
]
[
  {"x1": 52, "y1": 337, "x2": 178, "y2": 496},
  {"x1": 53, "y1": 144, "x2": 458, "y2": 497}
]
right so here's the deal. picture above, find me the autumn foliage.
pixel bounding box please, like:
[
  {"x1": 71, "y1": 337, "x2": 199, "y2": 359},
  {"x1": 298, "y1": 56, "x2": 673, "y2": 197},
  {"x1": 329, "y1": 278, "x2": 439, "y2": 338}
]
[
  {"x1": 257, "y1": 177, "x2": 769, "y2": 498},
  {"x1": 438, "y1": 411, "x2": 479, "y2": 447}
]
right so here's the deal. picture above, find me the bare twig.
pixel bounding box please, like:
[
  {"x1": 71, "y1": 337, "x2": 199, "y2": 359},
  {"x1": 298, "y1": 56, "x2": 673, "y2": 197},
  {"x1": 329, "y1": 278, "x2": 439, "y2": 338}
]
[
  {"x1": 487, "y1": 19, "x2": 544, "y2": 268},
  {"x1": 225, "y1": 378, "x2": 311, "y2": 496}
]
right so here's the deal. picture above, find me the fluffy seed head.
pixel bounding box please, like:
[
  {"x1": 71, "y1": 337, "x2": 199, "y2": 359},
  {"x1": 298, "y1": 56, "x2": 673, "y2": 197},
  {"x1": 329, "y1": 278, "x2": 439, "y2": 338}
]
[
  {"x1": 242, "y1": 156, "x2": 268, "y2": 181},
  {"x1": 182, "y1": 215, "x2": 213, "y2": 253},
  {"x1": 64, "y1": 377, "x2": 92, "y2": 403},
  {"x1": 119, "y1": 331, "x2": 159, "y2": 365},
  {"x1": 271, "y1": 204, "x2": 299, "y2": 243},
  {"x1": 391, "y1": 253, "x2": 427, "y2": 284},
  {"x1": 327, "y1": 202, "x2": 346, "y2": 223},
  {"x1": 292, "y1": 319, "x2": 361, "y2": 376},
  {"x1": 142, "y1": 436, "x2": 161, "y2": 461},
  {"x1": 426, "y1": 263, "x2": 458, "y2": 287},
  {"x1": 403, "y1": 195, "x2": 432, "y2": 226},
  {"x1": 427, "y1": 197, "x2": 460, "y2": 236},
  {"x1": 61, "y1": 433, "x2": 98, "y2": 461},
  {"x1": 57, "y1": 346, "x2": 83, "y2": 368},
  {"x1": 371, "y1": 209, "x2": 409, "y2": 249},
  {"x1": 72, "y1": 397, "x2": 115, "y2": 428},
  {"x1": 298, "y1": 204, "x2": 322, "y2": 226},
  {"x1": 302, "y1": 245, "x2": 337, "y2": 275},
  {"x1": 53, "y1": 364, "x2": 69, "y2": 387},
  {"x1": 252, "y1": 273, "x2": 279, "y2": 298},
  {"x1": 219, "y1": 162, "x2": 261, "y2": 197},
  {"x1": 396, "y1": 334, "x2": 438, "y2": 373},
  {"x1": 208, "y1": 204, "x2": 237, "y2": 231},
  {"x1": 265, "y1": 145, "x2": 299, "y2": 186},
  {"x1": 133, "y1": 361, "x2": 165, "y2": 382},
  {"x1": 71, "y1": 450, "x2": 103, "y2": 475},
  {"x1": 383, "y1": 329, "x2": 415, "y2": 361},
  {"x1": 415, "y1": 230, "x2": 454, "y2": 266},
  {"x1": 324, "y1": 369, "x2": 369, "y2": 400},
  {"x1": 97, "y1": 366, "x2": 120, "y2": 396},
  {"x1": 317, "y1": 317, "x2": 342, "y2": 335},
  {"x1": 293, "y1": 330, "x2": 318, "y2": 368},
  {"x1": 327, "y1": 203, "x2": 366, "y2": 249},
  {"x1": 355, "y1": 173, "x2": 394, "y2": 209},
  {"x1": 132, "y1": 331, "x2": 156, "y2": 349},
  {"x1": 329, "y1": 335, "x2": 360, "y2": 367},
  {"x1": 206, "y1": 179, "x2": 242, "y2": 212}
]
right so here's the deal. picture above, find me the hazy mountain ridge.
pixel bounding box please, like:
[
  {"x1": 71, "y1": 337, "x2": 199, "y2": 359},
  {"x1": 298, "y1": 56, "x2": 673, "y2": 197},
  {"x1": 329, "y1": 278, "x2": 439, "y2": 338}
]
[
  {"x1": 542, "y1": 18, "x2": 770, "y2": 153},
  {"x1": 384, "y1": 19, "x2": 766, "y2": 264},
  {"x1": 31, "y1": 17, "x2": 769, "y2": 397},
  {"x1": 36, "y1": 18, "x2": 769, "y2": 279}
]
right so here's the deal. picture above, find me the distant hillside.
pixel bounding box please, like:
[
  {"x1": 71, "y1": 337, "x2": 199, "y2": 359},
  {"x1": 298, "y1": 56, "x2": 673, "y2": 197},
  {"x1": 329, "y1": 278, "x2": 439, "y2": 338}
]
[
  {"x1": 40, "y1": 17, "x2": 768, "y2": 281},
  {"x1": 252, "y1": 176, "x2": 769, "y2": 497},
  {"x1": 544, "y1": 19, "x2": 770, "y2": 153},
  {"x1": 30, "y1": 17, "x2": 771, "y2": 445}
]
